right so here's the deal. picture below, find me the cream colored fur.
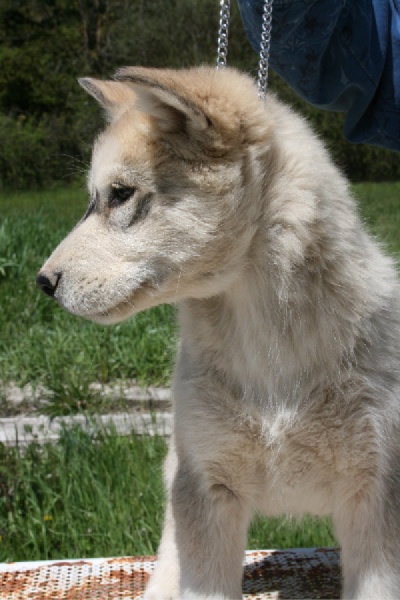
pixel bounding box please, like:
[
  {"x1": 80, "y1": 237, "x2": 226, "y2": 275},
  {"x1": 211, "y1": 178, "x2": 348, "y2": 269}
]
[{"x1": 37, "y1": 66, "x2": 400, "y2": 600}]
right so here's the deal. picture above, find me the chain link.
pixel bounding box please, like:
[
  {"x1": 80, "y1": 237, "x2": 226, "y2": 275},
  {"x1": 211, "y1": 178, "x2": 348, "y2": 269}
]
[
  {"x1": 257, "y1": 0, "x2": 273, "y2": 100},
  {"x1": 216, "y1": 0, "x2": 273, "y2": 99},
  {"x1": 216, "y1": 0, "x2": 231, "y2": 69}
]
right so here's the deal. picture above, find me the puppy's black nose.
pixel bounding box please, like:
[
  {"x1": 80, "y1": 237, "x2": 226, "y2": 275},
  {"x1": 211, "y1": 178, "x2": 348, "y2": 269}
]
[{"x1": 36, "y1": 272, "x2": 61, "y2": 298}]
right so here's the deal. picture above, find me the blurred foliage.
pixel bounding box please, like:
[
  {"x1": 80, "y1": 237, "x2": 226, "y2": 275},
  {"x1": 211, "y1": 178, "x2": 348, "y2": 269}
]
[{"x1": 0, "y1": 0, "x2": 398, "y2": 189}]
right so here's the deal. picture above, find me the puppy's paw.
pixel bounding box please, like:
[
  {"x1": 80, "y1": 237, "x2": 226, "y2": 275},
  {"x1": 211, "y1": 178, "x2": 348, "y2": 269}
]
[
  {"x1": 142, "y1": 582, "x2": 178, "y2": 600},
  {"x1": 143, "y1": 557, "x2": 179, "y2": 599}
]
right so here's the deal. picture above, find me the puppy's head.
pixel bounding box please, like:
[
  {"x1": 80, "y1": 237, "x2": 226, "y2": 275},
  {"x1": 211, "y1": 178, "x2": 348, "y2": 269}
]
[{"x1": 36, "y1": 67, "x2": 272, "y2": 324}]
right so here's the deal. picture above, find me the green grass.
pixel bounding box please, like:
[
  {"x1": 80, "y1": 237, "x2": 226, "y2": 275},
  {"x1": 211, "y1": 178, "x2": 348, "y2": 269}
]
[
  {"x1": 0, "y1": 425, "x2": 167, "y2": 561},
  {"x1": 355, "y1": 181, "x2": 400, "y2": 257}
]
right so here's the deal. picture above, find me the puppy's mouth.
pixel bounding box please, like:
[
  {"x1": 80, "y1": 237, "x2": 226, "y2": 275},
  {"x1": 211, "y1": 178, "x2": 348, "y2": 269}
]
[
  {"x1": 52, "y1": 275, "x2": 157, "y2": 325},
  {"x1": 89, "y1": 294, "x2": 144, "y2": 325},
  {"x1": 94, "y1": 280, "x2": 169, "y2": 324}
]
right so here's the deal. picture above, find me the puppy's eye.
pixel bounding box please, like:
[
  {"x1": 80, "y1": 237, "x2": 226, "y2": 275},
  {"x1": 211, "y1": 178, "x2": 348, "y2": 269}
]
[{"x1": 109, "y1": 184, "x2": 136, "y2": 207}]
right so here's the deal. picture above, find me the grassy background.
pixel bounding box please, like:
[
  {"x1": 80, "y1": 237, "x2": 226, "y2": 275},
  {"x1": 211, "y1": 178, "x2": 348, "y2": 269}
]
[
  {"x1": 356, "y1": 182, "x2": 400, "y2": 256},
  {"x1": 0, "y1": 181, "x2": 399, "y2": 561}
]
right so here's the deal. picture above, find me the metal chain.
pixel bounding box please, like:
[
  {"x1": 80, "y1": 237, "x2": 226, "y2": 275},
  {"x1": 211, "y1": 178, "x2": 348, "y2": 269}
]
[
  {"x1": 257, "y1": 0, "x2": 273, "y2": 100},
  {"x1": 216, "y1": 0, "x2": 231, "y2": 69},
  {"x1": 216, "y1": 0, "x2": 273, "y2": 100}
]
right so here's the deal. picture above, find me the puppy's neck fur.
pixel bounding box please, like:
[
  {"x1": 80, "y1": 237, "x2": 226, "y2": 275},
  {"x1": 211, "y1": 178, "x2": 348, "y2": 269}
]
[{"x1": 177, "y1": 123, "x2": 397, "y2": 407}]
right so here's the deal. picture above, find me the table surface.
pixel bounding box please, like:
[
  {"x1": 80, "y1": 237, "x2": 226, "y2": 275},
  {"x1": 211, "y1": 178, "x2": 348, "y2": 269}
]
[{"x1": 0, "y1": 548, "x2": 341, "y2": 599}]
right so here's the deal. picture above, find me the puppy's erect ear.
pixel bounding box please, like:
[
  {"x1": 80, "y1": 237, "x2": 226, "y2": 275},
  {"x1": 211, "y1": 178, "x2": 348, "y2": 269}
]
[
  {"x1": 114, "y1": 67, "x2": 211, "y2": 141},
  {"x1": 78, "y1": 78, "x2": 136, "y2": 121}
]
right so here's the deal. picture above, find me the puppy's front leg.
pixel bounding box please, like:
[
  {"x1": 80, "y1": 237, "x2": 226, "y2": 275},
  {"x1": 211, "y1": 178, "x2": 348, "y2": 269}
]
[
  {"x1": 145, "y1": 442, "x2": 250, "y2": 599},
  {"x1": 143, "y1": 500, "x2": 180, "y2": 599},
  {"x1": 334, "y1": 460, "x2": 400, "y2": 600},
  {"x1": 173, "y1": 460, "x2": 250, "y2": 599},
  {"x1": 144, "y1": 442, "x2": 180, "y2": 600}
]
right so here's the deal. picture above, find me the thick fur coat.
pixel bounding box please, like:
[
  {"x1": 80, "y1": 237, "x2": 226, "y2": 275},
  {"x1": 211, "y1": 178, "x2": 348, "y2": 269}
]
[{"x1": 37, "y1": 67, "x2": 400, "y2": 599}]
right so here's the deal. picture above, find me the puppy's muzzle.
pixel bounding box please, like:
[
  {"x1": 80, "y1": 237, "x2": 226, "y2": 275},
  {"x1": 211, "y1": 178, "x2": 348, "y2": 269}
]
[{"x1": 36, "y1": 271, "x2": 62, "y2": 298}]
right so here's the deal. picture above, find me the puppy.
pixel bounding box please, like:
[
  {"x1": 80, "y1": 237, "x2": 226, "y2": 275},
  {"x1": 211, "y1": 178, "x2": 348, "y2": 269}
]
[{"x1": 37, "y1": 66, "x2": 400, "y2": 600}]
